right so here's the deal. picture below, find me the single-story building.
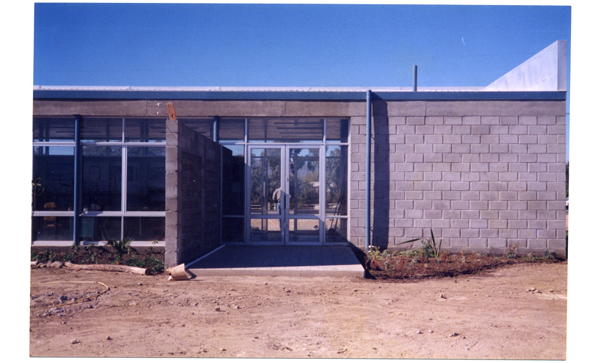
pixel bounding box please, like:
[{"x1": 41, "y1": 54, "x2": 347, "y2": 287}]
[{"x1": 32, "y1": 40, "x2": 568, "y2": 267}]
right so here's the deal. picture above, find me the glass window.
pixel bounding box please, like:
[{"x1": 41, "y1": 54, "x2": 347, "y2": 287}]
[
  {"x1": 124, "y1": 217, "x2": 165, "y2": 241},
  {"x1": 222, "y1": 217, "x2": 244, "y2": 243},
  {"x1": 180, "y1": 118, "x2": 213, "y2": 140},
  {"x1": 219, "y1": 119, "x2": 245, "y2": 142},
  {"x1": 33, "y1": 117, "x2": 75, "y2": 142},
  {"x1": 249, "y1": 218, "x2": 281, "y2": 243},
  {"x1": 32, "y1": 146, "x2": 75, "y2": 211},
  {"x1": 125, "y1": 118, "x2": 166, "y2": 142},
  {"x1": 82, "y1": 146, "x2": 122, "y2": 211},
  {"x1": 248, "y1": 118, "x2": 324, "y2": 142},
  {"x1": 80, "y1": 217, "x2": 121, "y2": 241},
  {"x1": 325, "y1": 218, "x2": 348, "y2": 243},
  {"x1": 326, "y1": 118, "x2": 349, "y2": 143},
  {"x1": 289, "y1": 148, "x2": 320, "y2": 215},
  {"x1": 326, "y1": 145, "x2": 348, "y2": 216},
  {"x1": 221, "y1": 144, "x2": 245, "y2": 216},
  {"x1": 32, "y1": 217, "x2": 73, "y2": 241},
  {"x1": 250, "y1": 148, "x2": 281, "y2": 215},
  {"x1": 127, "y1": 147, "x2": 165, "y2": 211},
  {"x1": 289, "y1": 218, "x2": 320, "y2": 243},
  {"x1": 81, "y1": 118, "x2": 123, "y2": 142}
]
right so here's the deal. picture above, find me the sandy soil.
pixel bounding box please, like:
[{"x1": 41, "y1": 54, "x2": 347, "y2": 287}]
[{"x1": 29, "y1": 262, "x2": 567, "y2": 359}]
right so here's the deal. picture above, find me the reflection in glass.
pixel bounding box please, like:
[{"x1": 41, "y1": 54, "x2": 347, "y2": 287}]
[
  {"x1": 32, "y1": 146, "x2": 75, "y2": 211},
  {"x1": 125, "y1": 118, "x2": 166, "y2": 142},
  {"x1": 80, "y1": 217, "x2": 121, "y2": 241},
  {"x1": 250, "y1": 218, "x2": 281, "y2": 243},
  {"x1": 32, "y1": 217, "x2": 73, "y2": 241},
  {"x1": 326, "y1": 145, "x2": 348, "y2": 216},
  {"x1": 325, "y1": 218, "x2": 348, "y2": 243},
  {"x1": 81, "y1": 118, "x2": 123, "y2": 142},
  {"x1": 289, "y1": 148, "x2": 319, "y2": 215},
  {"x1": 222, "y1": 145, "x2": 245, "y2": 215},
  {"x1": 124, "y1": 217, "x2": 165, "y2": 241},
  {"x1": 248, "y1": 118, "x2": 324, "y2": 142},
  {"x1": 250, "y1": 148, "x2": 281, "y2": 215},
  {"x1": 289, "y1": 218, "x2": 320, "y2": 243},
  {"x1": 219, "y1": 119, "x2": 245, "y2": 141},
  {"x1": 222, "y1": 217, "x2": 244, "y2": 242},
  {"x1": 326, "y1": 118, "x2": 349, "y2": 142},
  {"x1": 180, "y1": 118, "x2": 213, "y2": 140},
  {"x1": 33, "y1": 117, "x2": 75, "y2": 141},
  {"x1": 127, "y1": 147, "x2": 165, "y2": 211},
  {"x1": 82, "y1": 146, "x2": 122, "y2": 211}
]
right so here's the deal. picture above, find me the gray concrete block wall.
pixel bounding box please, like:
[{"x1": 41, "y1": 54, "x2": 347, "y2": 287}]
[
  {"x1": 165, "y1": 120, "x2": 221, "y2": 267},
  {"x1": 349, "y1": 100, "x2": 567, "y2": 257}
]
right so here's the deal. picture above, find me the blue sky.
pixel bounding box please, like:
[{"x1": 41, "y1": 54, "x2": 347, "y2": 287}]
[
  {"x1": 34, "y1": 3, "x2": 570, "y2": 89},
  {"x1": 33, "y1": 2, "x2": 572, "y2": 160}
]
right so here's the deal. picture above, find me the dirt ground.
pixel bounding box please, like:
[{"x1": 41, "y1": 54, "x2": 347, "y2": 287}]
[{"x1": 29, "y1": 261, "x2": 567, "y2": 360}]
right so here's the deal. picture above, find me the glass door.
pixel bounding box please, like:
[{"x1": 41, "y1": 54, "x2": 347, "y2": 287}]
[
  {"x1": 247, "y1": 145, "x2": 324, "y2": 245},
  {"x1": 285, "y1": 146, "x2": 322, "y2": 244},
  {"x1": 248, "y1": 146, "x2": 284, "y2": 244}
]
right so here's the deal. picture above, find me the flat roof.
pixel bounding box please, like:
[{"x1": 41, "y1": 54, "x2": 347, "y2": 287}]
[{"x1": 33, "y1": 86, "x2": 566, "y2": 101}]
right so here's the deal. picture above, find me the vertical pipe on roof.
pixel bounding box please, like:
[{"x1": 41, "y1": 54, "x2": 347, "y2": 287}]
[
  {"x1": 365, "y1": 90, "x2": 372, "y2": 250},
  {"x1": 213, "y1": 116, "x2": 219, "y2": 142},
  {"x1": 413, "y1": 65, "x2": 418, "y2": 92},
  {"x1": 73, "y1": 115, "x2": 82, "y2": 245}
]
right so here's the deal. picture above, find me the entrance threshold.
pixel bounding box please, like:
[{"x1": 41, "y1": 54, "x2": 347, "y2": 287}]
[{"x1": 186, "y1": 245, "x2": 365, "y2": 277}]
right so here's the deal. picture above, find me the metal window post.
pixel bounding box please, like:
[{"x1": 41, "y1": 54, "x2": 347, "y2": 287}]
[
  {"x1": 73, "y1": 115, "x2": 82, "y2": 245},
  {"x1": 365, "y1": 90, "x2": 372, "y2": 250}
]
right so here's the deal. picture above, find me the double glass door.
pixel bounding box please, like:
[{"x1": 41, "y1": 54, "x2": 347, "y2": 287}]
[{"x1": 248, "y1": 145, "x2": 323, "y2": 244}]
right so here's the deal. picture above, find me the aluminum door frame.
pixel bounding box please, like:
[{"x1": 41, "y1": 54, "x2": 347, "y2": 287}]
[{"x1": 245, "y1": 144, "x2": 325, "y2": 245}]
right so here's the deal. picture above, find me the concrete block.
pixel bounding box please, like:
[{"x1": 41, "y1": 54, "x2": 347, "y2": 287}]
[
  {"x1": 449, "y1": 238, "x2": 469, "y2": 247},
  {"x1": 500, "y1": 116, "x2": 519, "y2": 125},
  {"x1": 480, "y1": 191, "x2": 499, "y2": 201},
  {"x1": 471, "y1": 144, "x2": 490, "y2": 154},
  {"x1": 469, "y1": 238, "x2": 488, "y2": 248},
  {"x1": 407, "y1": 116, "x2": 426, "y2": 125},
  {"x1": 425, "y1": 116, "x2": 444, "y2": 125},
  {"x1": 452, "y1": 144, "x2": 471, "y2": 154},
  {"x1": 500, "y1": 135, "x2": 519, "y2": 144},
  {"x1": 488, "y1": 238, "x2": 507, "y2": 248},
  {"x1": 481, "y1": 229, "x2": 500, "y2": 238},
  {"x1": 519, "y1": 116, "x2": 537, "y2": 125},
  {"x1": 462, "y1": 135, "x2": 481, "y2": 144},
  {"x1": 519, "y1": 135, "x2": 538, "y2": 144},
  {"x1": 463, "y1": 116, "x2": 481, "y2": 125},
  {"x1": 433, "y1": 181, "x2": 451, "y2": 190},
  {"x1": 528, "y1": 126, "x2": 547, "y2": 135},
  {"x1": 453, "y1": 125, "x2": 471, "y2": 135},
  {"x1": 424, "y1": 134, "x2": 443, "y2": 144},
  {"x1": 482, "y1": 116, "x2": 500, "y2": 125},
  {"x1": 509, "y1": 220, "x2": 527, "y2": 229},
  {"x1": 426, "y1": 153, "x2": 444, "y2": 164},
  {"x1": 434, "y1": 125, "x2": 452, "y2": 135},
  {"x1": 451, "y1": 201, "x2": 470, "y2": 210},
  {"x1": 491, "y1": 125, "x2": 509, "y2": 135},
  {"x1": 481, "y1": 135, "x2": 500, "y2": 144},
  {"x1": 462, "y1": 210, "x2": 480, "y2": 220},
  {"x1": 442, "y1": 228, "x2": 460, "y2": 238},
  {"x1": 461, "y1": 229, "x2": 479, "y2": 238},
  {"x1": 500, "y1": 210, "x2": 518, "y2": 220},
  {"x1": 509, "y1": 125, "x2": 528, "y2": 134},
  {"x1": 444, "y1": 116, "x2": 462, "y2": 125},
  {"x1": 415, "y1": 144, "x2": 433, "y2": 154},
  {"x1": 538, "y1": 115, "x2": 557, "y2": 125},
  {"x1": 482, "y1": 209, "x2": 500, "y2": 218},
  {"x1": 414, "y1": 181, "x2": 433, "y2": 191},
  {"x1": 518, "y1": 210, "x2": 537, "y2": 220}
]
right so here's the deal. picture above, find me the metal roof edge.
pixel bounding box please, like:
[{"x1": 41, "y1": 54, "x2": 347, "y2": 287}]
[{"x1": 33, "y1": 88, "x2": 566, "y2": 101}]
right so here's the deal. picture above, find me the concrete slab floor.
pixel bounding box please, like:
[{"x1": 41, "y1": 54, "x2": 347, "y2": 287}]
[{"x1": 186, "y1": 245, "x2": 366, "y2": 278}]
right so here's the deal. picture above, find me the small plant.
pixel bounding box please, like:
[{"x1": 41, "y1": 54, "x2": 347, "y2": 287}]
[
  {"x1": 504, "y1": 243, "x2": 519, "y2": 259},
  {"x1": 107, "y1": 237, "x2": 132, "y2": 260},
  {"x1": 420, "y1": 229, "x2": 443, "y2": 258},
  {"x1": 543, "y1": 250, "x2": 557, "y2": 260},
  {"x1": 147, "y1": 239, "x2": 159, "y2": 255}
]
